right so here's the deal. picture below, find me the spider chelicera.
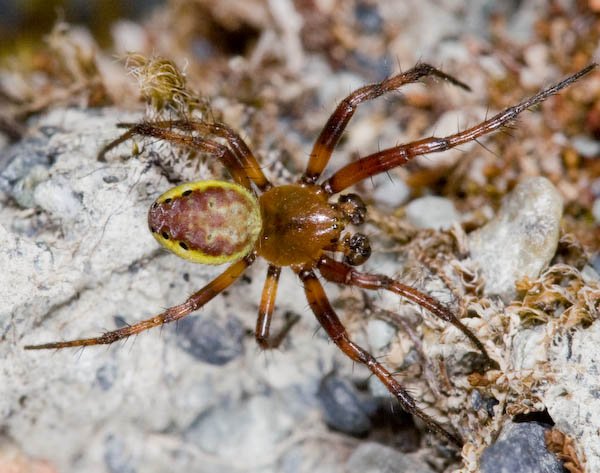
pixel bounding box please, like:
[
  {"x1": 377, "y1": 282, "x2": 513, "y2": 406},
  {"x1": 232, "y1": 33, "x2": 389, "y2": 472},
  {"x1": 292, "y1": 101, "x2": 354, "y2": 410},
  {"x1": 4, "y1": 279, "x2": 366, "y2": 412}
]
[{"x1": 26, "y1": 63, "x2": 595, "y2": 446}]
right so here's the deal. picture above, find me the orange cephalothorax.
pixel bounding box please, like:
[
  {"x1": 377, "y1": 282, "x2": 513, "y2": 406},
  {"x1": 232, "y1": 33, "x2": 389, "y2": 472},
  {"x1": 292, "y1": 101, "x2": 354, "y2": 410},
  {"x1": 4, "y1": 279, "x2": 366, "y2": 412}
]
[
  {"x1": 257, "y1": 184, "x2": 343, "y2": 267},
  {"x1": 148, "y1": 180, "x2": 262, "y2": 264}
]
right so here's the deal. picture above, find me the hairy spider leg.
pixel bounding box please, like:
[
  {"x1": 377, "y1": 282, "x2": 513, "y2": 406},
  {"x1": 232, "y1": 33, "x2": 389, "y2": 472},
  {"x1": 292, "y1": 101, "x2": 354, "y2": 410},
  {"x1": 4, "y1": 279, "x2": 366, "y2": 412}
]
[
  {"x1": 115, "y1": 120, "x2": 272, "y2": 191},
  {"x1": 322, "y1": 64, "x2": 597, "y2": 194},
  {"x1": 298, "y1": 267, "x2": 463, "y2": 447},
  {"x1": 301, "y1": 62, "x2": 471, "y2": 184},
  {"x1": 255, "y1": 264, "x2": 302, "y2": 349},
  {"x1": 317, "y1": 255, "x2": 497, "y2": 369},
  {"x1": 25, "y1": 254, "x2": 255, "y2": 349},
  {"x1": 256, "y1": 264, "x2": 280, "y2": 348},
  {"x1": 97, "y1": 122, "x2": 253, "y2": 190}
]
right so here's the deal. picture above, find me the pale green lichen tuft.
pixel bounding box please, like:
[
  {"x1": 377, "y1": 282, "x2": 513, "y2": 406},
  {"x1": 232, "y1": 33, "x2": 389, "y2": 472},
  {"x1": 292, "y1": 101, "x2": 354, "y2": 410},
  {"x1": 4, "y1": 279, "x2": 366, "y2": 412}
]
[{"x1": 125, "y1": 53, "x2": 211, "y2": 119}]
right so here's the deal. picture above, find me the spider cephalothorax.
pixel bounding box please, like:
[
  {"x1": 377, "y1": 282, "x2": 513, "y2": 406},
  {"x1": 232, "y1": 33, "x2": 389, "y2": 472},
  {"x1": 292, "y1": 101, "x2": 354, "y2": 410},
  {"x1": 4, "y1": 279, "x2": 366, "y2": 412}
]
[{"x1": 26, "y1": 62, "x2": 596, "y2": 447}]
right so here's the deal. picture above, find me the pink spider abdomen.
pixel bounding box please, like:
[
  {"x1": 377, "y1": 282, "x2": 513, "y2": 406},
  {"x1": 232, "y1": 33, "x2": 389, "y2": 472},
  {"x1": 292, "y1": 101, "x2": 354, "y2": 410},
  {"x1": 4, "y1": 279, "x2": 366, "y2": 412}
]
[{"x1": 148, "y1": 180, "x2": 262, "y2": 264}]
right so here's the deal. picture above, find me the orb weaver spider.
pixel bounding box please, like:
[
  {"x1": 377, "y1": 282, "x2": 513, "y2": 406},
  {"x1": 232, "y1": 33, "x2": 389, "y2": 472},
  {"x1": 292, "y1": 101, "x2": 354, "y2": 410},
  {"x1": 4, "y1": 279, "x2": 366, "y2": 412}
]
[{"x1": 26, "y1": 63, "x2": 596, "y2": 447}]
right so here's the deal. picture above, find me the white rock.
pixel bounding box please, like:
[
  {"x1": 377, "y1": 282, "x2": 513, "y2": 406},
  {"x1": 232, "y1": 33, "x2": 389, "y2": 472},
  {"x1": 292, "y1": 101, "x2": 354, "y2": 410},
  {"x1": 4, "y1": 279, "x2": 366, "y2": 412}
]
[
  {"x1": 0, "y1": 109, "x2": 349, "y2": 473},
  {"x1": 593, "y1": 197, "x2": 600, "y2": 223},
  {"x1": 371, "y1": 174, "x2": 411, "y2": 208},
  {"x1": 405, "y1": 195, "x2": 460, "y2": 230},
  {"x1": 366, "y1": 319, "x2": 396, "y2": 353},
  {"x1": 512, "y1": 320, "x2": 600, "y2": 473},
  {"x1": 469, "y1": 177, "x2": 563, "y2": 302}
]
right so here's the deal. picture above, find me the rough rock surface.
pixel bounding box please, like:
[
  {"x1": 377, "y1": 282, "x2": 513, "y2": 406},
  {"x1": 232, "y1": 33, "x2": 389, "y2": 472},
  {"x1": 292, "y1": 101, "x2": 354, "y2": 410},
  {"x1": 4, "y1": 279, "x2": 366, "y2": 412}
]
[
  {"x1": 0, "y1": 108, "x2": 353, "y2": 473},
  {"x1": 511, "y1": 320, "x2": 600, "y2": 473},
  {"x1": 479, "y1": 422, "x2": 564, "y2": 473},
  {"x1": 346, "y1": 442, "x2": 436, "y2": 473}
]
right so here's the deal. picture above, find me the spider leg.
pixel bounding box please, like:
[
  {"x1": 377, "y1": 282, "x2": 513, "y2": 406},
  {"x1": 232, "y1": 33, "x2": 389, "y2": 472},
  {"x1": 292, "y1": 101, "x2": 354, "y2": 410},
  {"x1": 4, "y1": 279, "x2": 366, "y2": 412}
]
[
  {"x1": 255, "y1": 264, "x2": 300, "y2": 349},
  {"x1": 322, "y1": 64, "x2": 596, "y2": 194},
  {"x1": 297, "y1": 267, "x2": 463, "y2": 447},
  {"x1": 25, "y1": 254, "x2": 255, "y2": 350},
  {"x1": 317, "y1": 255, "x2": 496, "y2": 370},
  {"x1": 97, "y1": 122, "x2": 252, "y2": 190},
  {"x1": 301, "y1": 63, "x2": 470, "y2": 185},
  {"x1": 115, "y1": 120, "x2": 272, "y2": 191}
]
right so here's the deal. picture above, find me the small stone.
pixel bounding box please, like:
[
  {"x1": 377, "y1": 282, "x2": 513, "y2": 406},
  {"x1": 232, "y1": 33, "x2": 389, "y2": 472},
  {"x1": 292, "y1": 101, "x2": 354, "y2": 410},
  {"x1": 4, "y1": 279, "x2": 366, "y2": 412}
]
[
  {"x1": 355, "y1": 2, "x2": 383, "y2": 34},
  {"x1": 371, "y1": 174, "x2": 410, "y2": 208},
  {"x1": 33, "y1": 176, "x2": 83, "y2": 220},
  {"x1": 479, "y1": 422, "x2": 564, "y2": 473},
  {"x1": 175, "y1": 313, "x2": 245, "y2": 365},
  {"x1": 592, "y1": 197, "x2": 600, "y2": 223},
  {"x1": 405, "y1": 196, "x2": 460, "y2": 230},
  {"x1": 469, "y1": 177, "x2": 563, "y2": 302},
  {"x1": 317, "y1": 375, "x2": 374, "y2": 436},
  {"x1": 104, "y1": 434, "x2": 136, "y2": 473},
  {"x1": 571, "y1": 135, "x2": 600, "y2": 158},
  {"x1": 346, "y1": 442, "x2": 436, "y2": 473},
  {"x1": 366, "y1": 318, "x2": 396, "y2": 353},
  {"x1": 95, "y1": 363, "x2": 118, "y2": 391},
  {"x1": 185, "y1": 395, "x2": 296, "y2": 463}
]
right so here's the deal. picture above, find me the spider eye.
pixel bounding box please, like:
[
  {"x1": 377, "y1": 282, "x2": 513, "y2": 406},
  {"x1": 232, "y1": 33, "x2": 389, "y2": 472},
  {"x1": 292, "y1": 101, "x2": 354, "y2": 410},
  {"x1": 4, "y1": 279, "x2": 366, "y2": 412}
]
[
  {"x1": 343, "y1": 233, "x2": 371, "y2": 266},
  {"x1": 337, "y1": 193, "x2": 367, "y2": 225}
]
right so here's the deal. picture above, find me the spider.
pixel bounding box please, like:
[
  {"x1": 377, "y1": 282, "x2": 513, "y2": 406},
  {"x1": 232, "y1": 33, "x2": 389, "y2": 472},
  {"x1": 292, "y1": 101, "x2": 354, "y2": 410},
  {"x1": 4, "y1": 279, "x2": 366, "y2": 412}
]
[{"x1": 26, "y1": 62, "x2": 595, "y2": 447}]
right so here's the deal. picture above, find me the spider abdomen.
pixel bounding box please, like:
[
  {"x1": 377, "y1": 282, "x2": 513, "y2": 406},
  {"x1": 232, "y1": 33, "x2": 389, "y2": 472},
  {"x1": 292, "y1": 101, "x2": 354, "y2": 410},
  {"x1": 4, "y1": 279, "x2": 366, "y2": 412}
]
[
  {"x1": 257, "y1": 184, "x2": 343, "y2": 266},
  {"x1": 148, "y1": 180, "x2": 262, "y2": 264}
]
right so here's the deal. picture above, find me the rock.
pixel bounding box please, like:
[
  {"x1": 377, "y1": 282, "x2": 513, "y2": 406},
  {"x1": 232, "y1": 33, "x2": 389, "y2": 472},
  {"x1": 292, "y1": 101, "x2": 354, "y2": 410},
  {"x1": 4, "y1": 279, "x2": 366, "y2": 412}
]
[
  {"x1": 593, "y1": 197, "x2": 600, "y2": 223},
  {"x1": 512, "y1": 320, "x2": 600, "y2": 473},
  {"x1": 317, "y1": 375, "x2": 375, "y2": 436},
  {"x1": 571, "y1": 135, "x2": 600, "y2": 158},
  {"x1": 405, "y1": 196, "x2": 460, "y2": 230},
  {"x1": 346, "y1": 442, "x2": 435, "y2": 473},
  {"x1": 354, "y1": 2, "x2": 383, "y2": 34},
  {"x1": 366, "y1": 318, "x2": 396, "y2": 353},
  {"x1": 175, "y1": 312, "x2": 245, "y2": 365},
  {"x1": 371, "y1": 174, "x2": 411, "y2": 209},
  {"x1": 104, "y1": 434, "x2": 136, "y2": 473},
  {"x1": 185, "y1": 395, "x2": 297, "y2": 466},
  {"x1": 468, "y1": 177, "x2": 563, "y2": 302},
  {"x1": 0, "y1": 108, "x2": 342, "y2": 473},
  {"x1": 479, "y1": 422, "x2": 563, "y2": 473}
]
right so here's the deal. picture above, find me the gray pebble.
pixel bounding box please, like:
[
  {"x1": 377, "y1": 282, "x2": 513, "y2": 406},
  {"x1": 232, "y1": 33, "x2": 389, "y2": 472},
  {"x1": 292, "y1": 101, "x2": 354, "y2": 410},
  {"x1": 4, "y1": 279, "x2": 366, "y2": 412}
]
[
  {"x1": 346, "y1": 442, "x2": 436, "y2": 473},
  {"x1": 104, "y1": 434, "x2": 137, "y2": 473},
  {"x1": 95, "y1": 363, "x2": 118, "y2": 391},
  {"x1": 317, "y1": 375, "x2": 375, "y2": 436},
  {"x1": 185, "y1": 395, "x2": 296, "y2": 464},
  {"x1": 479, "y1": 422, "x2": 563, "y2": 473},
  {"x1": 175, "y1": 313, "x2": 245, "y2": 365},
  {"x1": 0, "y1": 137, "x2": 55, "y2": 208},
  {"x1": 593, "y1": 197, "x2": 600, "y2": 223},
  {"x1": 355, "y1": 2, "x2": 383, "y2": 34},
  {"x1": 469, "y1": 177, "x2": 563, "y2": 302}
]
